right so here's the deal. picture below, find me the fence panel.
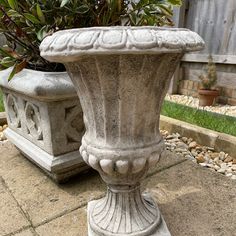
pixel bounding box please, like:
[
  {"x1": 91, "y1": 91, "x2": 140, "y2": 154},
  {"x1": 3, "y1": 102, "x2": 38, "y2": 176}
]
[{"x1": 174, "y1": 0, "x2": 236, "y2": 104}]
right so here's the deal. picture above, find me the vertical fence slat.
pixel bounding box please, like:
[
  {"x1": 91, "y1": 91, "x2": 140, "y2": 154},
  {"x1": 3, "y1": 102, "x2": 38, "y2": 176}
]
[
  {"x1": 185, "y1": 0, "x2": 236, "y2": 56},
  {"x1": 175, "y1": 0, "x2": 236, "y2": 99}
]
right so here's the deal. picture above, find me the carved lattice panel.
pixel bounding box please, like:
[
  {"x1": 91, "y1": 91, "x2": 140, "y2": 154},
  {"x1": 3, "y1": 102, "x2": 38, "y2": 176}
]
[
  {"x1": 24, "y1": 101, "x2": 43, "y2": 140},
  {"x1": 6, "y1": 94, "x2": 21, "y2": 128}
]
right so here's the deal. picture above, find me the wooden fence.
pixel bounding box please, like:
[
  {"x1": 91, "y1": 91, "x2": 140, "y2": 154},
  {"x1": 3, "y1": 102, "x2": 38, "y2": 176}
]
[{"x1": 170, "y1": 0, "x2": 236, "y2": 104}]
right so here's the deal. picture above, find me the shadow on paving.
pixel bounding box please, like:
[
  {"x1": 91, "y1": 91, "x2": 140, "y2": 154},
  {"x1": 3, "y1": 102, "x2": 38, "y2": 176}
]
[{"x1": 143, "y1": 160, "x2": 236, "y2": 236}]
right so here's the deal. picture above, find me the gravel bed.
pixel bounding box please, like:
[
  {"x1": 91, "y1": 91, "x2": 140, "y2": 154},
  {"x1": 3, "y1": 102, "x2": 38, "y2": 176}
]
[
  {"x1": 165, "y1": 94, "x2": 236, "y2": 117},
  {"x1": 0, "y1": 124, "x2": 8, "y2": 142},
  {"x1": 161, "y1": 130, "x2": 236, "y2": 180}
]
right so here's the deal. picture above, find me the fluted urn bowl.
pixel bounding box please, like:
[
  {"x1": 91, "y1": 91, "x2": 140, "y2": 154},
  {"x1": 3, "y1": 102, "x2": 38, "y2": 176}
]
[{"x1": 40, "y1": 27, "x2": 204, "y2": 236}]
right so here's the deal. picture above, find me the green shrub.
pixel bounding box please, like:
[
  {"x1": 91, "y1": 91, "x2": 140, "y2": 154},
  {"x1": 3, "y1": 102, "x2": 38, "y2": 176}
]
[
  {"x1": 199, "y1": 55, "x2": 218, "y2": 90},
  {"x1": 0, "y1": 0, "x2": 182, "y2": 73}
]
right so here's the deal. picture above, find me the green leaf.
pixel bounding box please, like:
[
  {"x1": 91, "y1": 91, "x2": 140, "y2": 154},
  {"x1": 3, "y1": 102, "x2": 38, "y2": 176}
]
[
  {"x1": 36, "y1": 26, "x2": 47, "y2": 41},
  {"x1": 167, "y1": 0, "x2": 182, "y2": 6},
  {"x1": 60, "y1": 0, "x2": 70, "y2": 7},
  {"x1": 158, "y1": 4, "x2": 173, "y2": 17},
  {"x1": 77, "y1": 5, "x2": 89, "y2": 14},
  {"x1": 36, "y1": 4, "x2": 45, "y2": 23},
  {"x1": 0, "y1": 48, "x2": 15, "y2": 59},
  {"x1": 0, "y1": 57, "x2": 15, "y2": 68},
  {"x1": 7, "y1": 0, "x2": 18, "y2": 10},
  {"x1": 7, "y1": 9, "x2": 22, "y2": 17},
  {"x1": 0, "y1": 0, "x2": 8, "y2": 7},
  {"x1": 129, "y1": 12, "x2": 137, "y2": 25},
  {"x1": 8, "y1": 63, "x2": 17, "y2": 81},
  {"x1": 23, "y1": 13, "x2": 41, "y2": 24},
  {"x1": 8, "y1": 60, "x2": 27, "y2": 81},
  {"x1": 55, "y1": 17, "x2": 63, "y2": 27}
]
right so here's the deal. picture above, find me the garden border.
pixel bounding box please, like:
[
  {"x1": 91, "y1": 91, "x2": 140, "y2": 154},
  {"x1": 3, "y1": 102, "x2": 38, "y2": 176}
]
[{"x1": 160, "y1": 115, "x2": 236, "y2": 158}]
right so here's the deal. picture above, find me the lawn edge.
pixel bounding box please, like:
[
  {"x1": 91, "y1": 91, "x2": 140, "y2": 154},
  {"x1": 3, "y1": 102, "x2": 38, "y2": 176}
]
[{"x1": 160, "y1": 115, "x2": 236, "y2": 158}]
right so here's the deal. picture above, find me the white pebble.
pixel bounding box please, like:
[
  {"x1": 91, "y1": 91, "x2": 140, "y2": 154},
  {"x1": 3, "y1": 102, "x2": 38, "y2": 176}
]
[{"x1": 231, "y1": 175, "x2": 236, "y2": 180}]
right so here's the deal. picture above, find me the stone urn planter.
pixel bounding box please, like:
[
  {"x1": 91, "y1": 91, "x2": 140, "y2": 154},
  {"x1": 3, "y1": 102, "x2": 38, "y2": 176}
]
[
  {"x1": 0, "y1": 68, "x2": 89, "y2": 182},
  {"x1": 40, "y1": 27, "x2": 204, "y2": 236}
]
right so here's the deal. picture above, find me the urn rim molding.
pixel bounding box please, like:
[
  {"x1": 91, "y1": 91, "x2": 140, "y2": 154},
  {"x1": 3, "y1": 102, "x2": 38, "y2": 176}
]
[{"x1": 40, "y1": 26, "x2": 205, "y2": 62}]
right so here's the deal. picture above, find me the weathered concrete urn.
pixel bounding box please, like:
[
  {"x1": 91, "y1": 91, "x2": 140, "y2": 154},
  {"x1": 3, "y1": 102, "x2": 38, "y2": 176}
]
[{"x1": 40, "y1": 27, "x2": 204, "y2": 236}]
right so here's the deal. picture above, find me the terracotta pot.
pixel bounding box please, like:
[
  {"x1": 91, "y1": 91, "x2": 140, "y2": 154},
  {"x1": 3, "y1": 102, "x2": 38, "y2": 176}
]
[
  {"x1": 40, "y1": 26, "x2": 204, "y2": 236},
  {"x1": 198, "y1": 89, "x2": 219, "y2": 106}
]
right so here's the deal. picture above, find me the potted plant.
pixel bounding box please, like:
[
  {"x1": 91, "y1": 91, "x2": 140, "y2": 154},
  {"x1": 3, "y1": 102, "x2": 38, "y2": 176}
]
[
  {"x1": 0, "y1": 0, "x2": 184, "y2": 182},
  {"x1": 0, "y1": 0, "x2": 97, "y2": 182},
  {"x1": 198, "y1": 55, "x2": 219, "y2": 106},
  {"x1": 40, "y1": 1, "x2": 204, "y2": 235}
]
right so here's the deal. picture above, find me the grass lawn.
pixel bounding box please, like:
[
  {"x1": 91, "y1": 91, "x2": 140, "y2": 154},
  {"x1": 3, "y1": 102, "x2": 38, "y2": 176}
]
[
  {"x1": 0, "y1": 90, "x2": 4, "y2": 112},
  {"x1": 161, "y1": 100, "x2": 236, "y2": 137}
]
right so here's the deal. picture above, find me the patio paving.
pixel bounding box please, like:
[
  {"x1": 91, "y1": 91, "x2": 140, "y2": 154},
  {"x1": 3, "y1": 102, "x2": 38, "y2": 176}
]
[{"x1": 0, "y1": 141, "x2": 235, "y2": 236}]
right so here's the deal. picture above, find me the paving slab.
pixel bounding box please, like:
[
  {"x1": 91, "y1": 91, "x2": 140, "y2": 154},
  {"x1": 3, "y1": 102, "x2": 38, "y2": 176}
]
[
  {"x1": 147, "y1": 149, "x2": 187, "y2": 177},
  {"x1": 0, "y1": 142, "x2": 105, "y2": 227},
  {"x1": 13, "y1": 228, "x2": 36, "y2": 236},
  {"x1": 0, "y1": 143, "x2": 185, "y2": 228},
  {"x1": 35, "y1": 207, "x2": 87, "y2": 236},
  {"x1": 1, "y1": 142, "x2": 235, "y2": 235},
  {"x1": 144, "y1": 157, "x2": 236, "y2": 236},
  {"x1": 0, "y1": 178, "x2": 30, "y2": 236}
]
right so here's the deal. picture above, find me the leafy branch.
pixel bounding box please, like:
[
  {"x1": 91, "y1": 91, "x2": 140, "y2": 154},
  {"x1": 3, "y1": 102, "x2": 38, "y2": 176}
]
[{"x1": 0, "y1": 0, "x2": 182, "y2": 74}]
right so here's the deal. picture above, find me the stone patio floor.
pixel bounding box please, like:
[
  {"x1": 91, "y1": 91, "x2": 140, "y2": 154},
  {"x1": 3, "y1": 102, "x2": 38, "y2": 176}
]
[{"x1": 0, "y1": 141, "x2": 236, "y2": 236}]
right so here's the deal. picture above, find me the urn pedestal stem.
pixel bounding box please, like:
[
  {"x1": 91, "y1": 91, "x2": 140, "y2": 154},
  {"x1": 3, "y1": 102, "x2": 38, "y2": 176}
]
[
  {"x1": 88, "y1": 184, "x2": 163, "y2": 235},
  {"x1": 40, "y1": 26, "x2": 204, "y2": 236}
]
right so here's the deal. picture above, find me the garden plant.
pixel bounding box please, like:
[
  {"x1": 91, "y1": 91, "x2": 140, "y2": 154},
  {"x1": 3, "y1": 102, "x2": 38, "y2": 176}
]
[
  {"x1": 0, "y1": 0, "x2": 182, "y2": 75},
  {"x1": 198, "y1": 55, "x2": 219, "y2": 106}
]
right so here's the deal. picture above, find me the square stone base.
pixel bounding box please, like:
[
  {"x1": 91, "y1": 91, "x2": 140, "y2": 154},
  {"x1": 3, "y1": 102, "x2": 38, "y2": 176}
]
[
  {"x1": 5, "y1": 128, "x2": 89, "y2": 183},
  {"x1": 88, "y1": 199, "x2": 171, "y2": 236}
]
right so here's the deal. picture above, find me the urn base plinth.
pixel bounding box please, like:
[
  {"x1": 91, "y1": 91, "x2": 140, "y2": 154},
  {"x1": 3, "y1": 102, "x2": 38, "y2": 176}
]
[{"x1": 88, "y1": 189, "x2": 171, "y2": 236}]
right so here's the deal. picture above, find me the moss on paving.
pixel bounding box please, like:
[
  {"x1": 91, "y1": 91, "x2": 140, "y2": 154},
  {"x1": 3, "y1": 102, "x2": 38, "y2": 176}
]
[{"x1": 161, "y1": 100, "x2": 236, "y2": 137}]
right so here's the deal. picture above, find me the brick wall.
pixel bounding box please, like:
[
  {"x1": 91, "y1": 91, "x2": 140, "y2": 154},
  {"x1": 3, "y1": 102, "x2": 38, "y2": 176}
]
[
  {"x1": 179, "y1": 80, "x2": 200, "y2": 98},
  {"x1": 178, "y1": 79, "x2": 236, "y2": 106},
  {"x1": 219, "y1": 87, "x2": 236, "y2": 105}
]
